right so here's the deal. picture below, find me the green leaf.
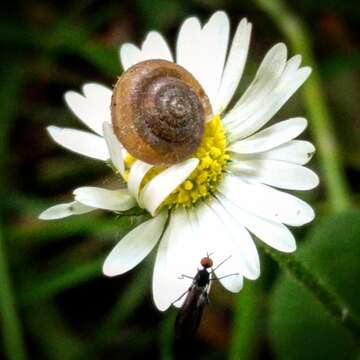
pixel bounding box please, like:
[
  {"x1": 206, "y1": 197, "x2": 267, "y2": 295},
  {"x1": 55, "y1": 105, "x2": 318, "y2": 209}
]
[
  {"x1": 26, "y1": 301, "x2": 85, "y2": 360},
  {"x1": 269, "y1": 210, "x2": 360, "y2": 360},
  {"x1": 18, "y1": 256, "x2": 103, "y2": 305},
  {"x1": 135, "y1": 0, "x2": 185, "y2": 29}
]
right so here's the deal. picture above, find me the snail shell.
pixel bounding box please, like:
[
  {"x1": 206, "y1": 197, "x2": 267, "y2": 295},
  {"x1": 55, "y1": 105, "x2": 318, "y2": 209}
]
[{"x1": 111, "y1": 59, "x2": 212, "y2": 166}]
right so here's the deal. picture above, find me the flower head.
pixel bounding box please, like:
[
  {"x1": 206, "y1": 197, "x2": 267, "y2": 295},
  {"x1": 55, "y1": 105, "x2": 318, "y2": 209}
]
[{"x1": 40, "y1": 11, "x2": 318, "y2": 311}]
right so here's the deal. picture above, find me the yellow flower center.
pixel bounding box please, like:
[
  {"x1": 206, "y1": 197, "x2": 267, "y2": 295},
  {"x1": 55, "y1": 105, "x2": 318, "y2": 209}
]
[{"x1": 123, "y1": 115, "x2": 229, "y2": 209}]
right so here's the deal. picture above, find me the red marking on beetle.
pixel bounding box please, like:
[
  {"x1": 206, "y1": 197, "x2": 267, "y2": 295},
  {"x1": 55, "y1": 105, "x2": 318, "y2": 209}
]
[{"x1": 200, "y1": 256, "x2": 213, "y2": 268}]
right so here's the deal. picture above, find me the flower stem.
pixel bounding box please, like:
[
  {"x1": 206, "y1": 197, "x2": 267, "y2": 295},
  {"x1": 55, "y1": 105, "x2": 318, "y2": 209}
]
[
  {"x1": 259, "y1": 242, "x2": 360, "y2": 344},
  {"x1": 0, "y1": 65, "x2": 28, "y2": 360},
  {"x1": 254, "y1": 0, "x2": 352, "y2": 212},
  {"x1": 0, "y1": 227, "x2": 28, "y2": 360},
  {"x1": 229, "y1": 283, "x2": 261, "y2": 360}
]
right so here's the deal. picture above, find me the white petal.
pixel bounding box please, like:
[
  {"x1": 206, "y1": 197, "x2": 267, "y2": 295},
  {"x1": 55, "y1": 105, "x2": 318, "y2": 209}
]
[
  {"x1": 192, "y1": 204, "x2": 244, "y2": 292},
  {"x1": 103, "y1": 211, "x2": 167, "y2": 276},
  {"x1": 213, "y1": 265, "x2": 243, "y2": 293},
  {"x1": 176, "y1": 17, "x2": 202, "y2": 78},
  {"x1": 229, "y1": 117, "x2": 307, "y2": 154},
  {"x1": 196, "y1": 11, "x2": 230, "y2": 109},
  {"x1": 229, "y1": 159, "x2": 319, "y2": 190},
  {"x1": 128, "y1": 160, "x2": 153, "y2": 205},
  {"x1": 279, "y1": 54, "x2": 303, "y2": 82},
  {"x1": 120, "y1": 43, "x2": 141, "y2": 70},
  {"x1": 140, "y1": 31, "x2": 173, "y2": 62},
  {"x1": 222, "y1": 48, "x2": 309, "y2": 139},
  {"x1": 252, "y1": 140, "x2": 316, "y2": 165},
  {"x1": 218, "y1": 194, "x2": 296, "y2": 252},
  {"x1": 225, "y1": 43, "x2": 288, "y2": 123},
  {"x1": 166, "y1": 208, "x2": 203, "y2": 308},
  {"x1": 64, "y1": 83, "x2": 112, "y2": 135},
  {"x1": 47, "y1": 126, "x2": 109, "y2": 160},
  {"x1": 233, "y1": 140, "x2": 316, "y2": 165},
  {"x1": 226, "y1": 62, "x2": 311, "y2": 141},
  {"x1": 219, "y1": 175, "x2": 315, "y2": 226},
  {"x1": 152, "y1": 211, "x2": 189, "y2": 311},
  {"x1": 39, "y1": 201, "x2": 94, "y2": 220},
  {"x1": 140, "y1": 158, "x2": 199, "y2": 216},
  {"x1": 102, "y1": 122, "x2": 125, "y2": 175},
  {"x1": 73, "y1": 187, "x2": 135, "y2": 211},
  {"x1": 152, "y1": 238, "x2": 171, "y2": 311},
  {"x1": 214, "y1": 18, "x2": 252, "y2": 114},
  {"x1": 208, "y1": 200, "x2": 260, "y2": 280}
]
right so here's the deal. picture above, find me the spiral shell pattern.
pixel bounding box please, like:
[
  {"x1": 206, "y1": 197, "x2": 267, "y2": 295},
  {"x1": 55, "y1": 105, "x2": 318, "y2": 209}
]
[{"x1": 111, "y1": 59, "x2": 212, "y2": 166}]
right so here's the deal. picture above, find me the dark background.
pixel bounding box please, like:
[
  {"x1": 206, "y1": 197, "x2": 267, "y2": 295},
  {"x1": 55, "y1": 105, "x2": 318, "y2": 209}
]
[{"x1": 0, "y1": 0, "x2": 359, "y2": 359}]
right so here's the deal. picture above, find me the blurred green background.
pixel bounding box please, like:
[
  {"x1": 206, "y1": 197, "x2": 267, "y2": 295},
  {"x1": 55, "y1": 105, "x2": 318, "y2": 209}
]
[{"x1": 0, "y1": 0, "x2": 359, "y2": 359}]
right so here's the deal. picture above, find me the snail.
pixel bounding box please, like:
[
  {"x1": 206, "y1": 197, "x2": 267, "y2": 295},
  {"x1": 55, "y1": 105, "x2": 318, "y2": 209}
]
[{"x1": 111, "y1": 59, "x2": 212, "y2": 166}]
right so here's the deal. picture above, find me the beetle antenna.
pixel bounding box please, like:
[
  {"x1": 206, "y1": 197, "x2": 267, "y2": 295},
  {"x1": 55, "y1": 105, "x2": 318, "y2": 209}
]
[
  {"x1": 210, "y1": 255, "x2": 232, "y2": 273},
  {"x1": 206, "y1": 250, "x2": 214, "y2": 258}
]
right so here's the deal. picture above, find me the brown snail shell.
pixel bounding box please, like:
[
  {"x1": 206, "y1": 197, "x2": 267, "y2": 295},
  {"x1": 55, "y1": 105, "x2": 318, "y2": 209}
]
[{"x1": 111, "y1": 59, "x2": 212, "y2": 166}]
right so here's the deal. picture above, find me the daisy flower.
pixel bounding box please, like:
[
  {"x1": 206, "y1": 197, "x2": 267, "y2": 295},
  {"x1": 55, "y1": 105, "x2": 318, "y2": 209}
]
[{"x1": 40, "y1": 11, "x2": 319, "y2": 311}]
